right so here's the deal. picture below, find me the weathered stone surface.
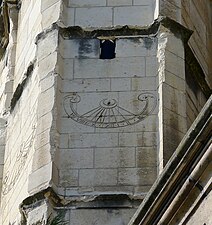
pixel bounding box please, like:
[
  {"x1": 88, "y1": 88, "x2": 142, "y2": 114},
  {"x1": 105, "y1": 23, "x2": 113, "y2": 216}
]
[
  {"x1": 59, "y1": 169, "x2": 79, "y2": 187},
  {"x1": 94, "y1": 147, "x2": 136, "y2": 168},
  {"x1": 0, "y1": 1, "x2": 210, "y2": 224},
  {"x1": 41, "y1": 2, "x2": 61, "y2": 29},
  {"x1": 38, "y1": 52, "x2": 58, "y2": 80},
  {"x1": 37, "y1": 30, "x2": 58, "y2": 61},
  {"x1": 133, "y1": 0, "x2": 152, "y2": 5},
  {"x1": 111, "y1": 78, "x2": 131, "y2": 91},
  {"x1": 26, "y1": 201, "x2": 48, "y2": 225},
  {"x1": 68, "y1": 0, "x2": 107, "y2": 7},
  {"x1": 131, "y1": 77, "x2": 156, "y2": 91},
  {"x1": 107, "y1": 0, "x2": 132, "y2": 6},
  {"x1": 75, "y1": 7, "x2": 113, "y2": 28},
  {"x1": 28, "y1": 163, "x2": 52, "y2": 194},
  {"x1": 60, "y1": 39, "x2": 100, "y2": 59},
  {"x1": 186, "y1": 191, "x2": 212, "y2": 225},
  {"x1": 116, "y1": 38, "x2": 149, "y2": 57},
  {"x1": 69, "y1": 133, "x2": 119, "y2": 148},
  {"x1": 114, "y1": 6, "x2": 153, "y2": 26},
  {"x1": 119, "y1": 132, "x2": 157, "y2": 147},
  {"x1": 79, "y1": 169, "x2": 118, "y2": 186},
  {"x1": 118, "y1": 167, "x2": 157, "y2": 186},
  {"x1": 62, "y1": 78, "x2": 110, "y2": 92},
  {"x1": 160, "y1": 0, "x2": 181, "y2": 22},
  {"x1": 67, "y1": 208, "x2": 137, "y2": 225},
  {"x1": 73, "y1": 57, "x2": 146, "y2": 79},
  {"x1": 136, "y1": 147, "x2": 157, "y2": 167},
  {"x1": 60, "y1": 148, "x2": 93, "y2": 169}
]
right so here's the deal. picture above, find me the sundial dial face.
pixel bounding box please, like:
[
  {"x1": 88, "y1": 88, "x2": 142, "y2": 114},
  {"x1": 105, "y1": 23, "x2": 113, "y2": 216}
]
[{"x1": 63, "y1": 93, "x2": 157, "y2": 128}]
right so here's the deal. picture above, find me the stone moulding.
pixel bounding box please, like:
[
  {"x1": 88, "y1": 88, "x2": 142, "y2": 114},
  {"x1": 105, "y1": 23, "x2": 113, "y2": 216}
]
[
  {"x1": 35, "y1": 17, "x2": 191, "y2": 43},
  {"x1": 58, "y1": 16, "x2": 192, "y2": 41},
  {"x1": 20, "y1": 187, "x2": 141, "y2": 212}
]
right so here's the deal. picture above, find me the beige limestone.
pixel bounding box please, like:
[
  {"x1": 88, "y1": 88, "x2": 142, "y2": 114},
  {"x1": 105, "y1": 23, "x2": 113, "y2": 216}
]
[{"x1": 0, "y1": 0, "x2": 210, "y2": 224}]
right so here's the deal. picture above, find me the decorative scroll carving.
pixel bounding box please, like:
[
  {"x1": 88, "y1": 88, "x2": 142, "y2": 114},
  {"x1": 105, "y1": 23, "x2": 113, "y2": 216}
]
[
  {"x1": 63, "y1": 93, "x2": 157, "y2": 128},
  {"x1": 2, "y1": 125, "x2": 36, "y2": 195}
]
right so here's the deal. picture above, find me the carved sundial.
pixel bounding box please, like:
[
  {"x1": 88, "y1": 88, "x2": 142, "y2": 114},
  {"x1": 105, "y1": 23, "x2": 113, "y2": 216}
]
[{"x1": 63, "y1": 93, "x2": 156, "y2": 128}]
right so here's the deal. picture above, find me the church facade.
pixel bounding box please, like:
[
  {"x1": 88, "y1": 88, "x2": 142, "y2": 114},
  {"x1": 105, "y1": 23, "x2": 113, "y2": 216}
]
[{"x1": 0, "y1": 0, "x2": 211, "y2": 224}]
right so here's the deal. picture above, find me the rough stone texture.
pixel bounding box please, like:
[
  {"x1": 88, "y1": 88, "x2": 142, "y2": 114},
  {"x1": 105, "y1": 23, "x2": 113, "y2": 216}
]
[
  {"x1": 64, "y1": 208, "x2": 137, "y2": 225},
  {"x1": 186, "y1": 191, "x2": 212, "y2": 225},
  {"x1": 25, "y1": 200, "x2": 49, "y2": 225},
  {"x1": 108, "y1": 0, "x2": 132, "y2": 6},
  {"x1": 68, "y1": 0, "x2": 107, "y2": 7},
  {"x1": 0, "y1": 119, "x2": 6, "y2": 203},
  {"x1": 113, "y1": 6, "x2": 153, "y2": 26},
  {"x1": 0, "y1": 1, "x2": 61, "y2": 223},
  {"x1": 75, "y1": 7, "x2": 113, "y2": 28},
  {"x1": 63, "y1": 1, "x2": 155, "y2": 27},
  {"x1": 0, "y1": 1, "x2": 211, "y2": 225},
  {"x1": 160, "y1": 0, "x2": 181, "y2": 22},
  {"x1": 185, "y1": 70, "x2": 207, "y2": 129},
  {"x1": 57, "y1": 35, "x2": 158, "y2": 197},
  {"x1": 157, "y1": 30, "x2": 188, "y2": 171},
  {"x1": 182, "y1": 0, "x2": 212, "y2": 89}
]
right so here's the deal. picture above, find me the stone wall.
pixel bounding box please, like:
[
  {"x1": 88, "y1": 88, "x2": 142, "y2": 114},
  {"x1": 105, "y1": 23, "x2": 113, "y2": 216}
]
[
  {"x1": 0, "y1": 0, "x2": 210, "y2": 224},
  {"x1": 56, "y1": 34, "x2": 159, "y2": 197},
  {"x1": 157, "y1": 22, "x2": 189, "y2": 170},
  {"x1": 0, "y1": 0, "x2": 62, "y2": 224},
  {"x1": 185, "y1": 71, "x2": 207, "y2": 129},
  {"x1": 159, "y1": 0, "x2": 181, "y2": 22},
  {"x1": 182, "y1": 0, "x2": 212, "y2": 88},
  {"x1": 1, "y1": 62, "x2": 39, "y2": 224},
  {"x1": 13, "y1": 0, "x2": 42, "y2": 90},
  {"x1": 0, "y1": 118, "x2": 6, "y2": 202},
  {"x1": 63, "y1": 0, "x2": 156, "y2": 27}
]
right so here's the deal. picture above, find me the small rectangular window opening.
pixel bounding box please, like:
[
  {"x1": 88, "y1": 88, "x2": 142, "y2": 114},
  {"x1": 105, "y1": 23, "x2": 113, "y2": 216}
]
[{"x1": 100, "y1": 39, "x2": 116, "y2": 59}]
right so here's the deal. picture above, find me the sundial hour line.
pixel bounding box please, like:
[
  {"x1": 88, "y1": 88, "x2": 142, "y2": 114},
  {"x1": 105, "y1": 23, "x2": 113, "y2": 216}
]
[{"x1": 63, "y1": 93, "x2": 157, "y2": 128}]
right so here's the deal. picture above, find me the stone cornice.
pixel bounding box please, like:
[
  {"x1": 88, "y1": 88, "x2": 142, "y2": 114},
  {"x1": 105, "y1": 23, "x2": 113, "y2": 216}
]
[
  {"x1": 20, "y1": 187, "x2": 141, "y2": 212},
  {"x1": 57, "y1": 16, "x2": 192, "y2": 40}
]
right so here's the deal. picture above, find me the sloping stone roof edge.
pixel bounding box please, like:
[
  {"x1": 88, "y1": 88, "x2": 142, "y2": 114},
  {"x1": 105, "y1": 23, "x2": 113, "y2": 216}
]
[{"x1": 128, "y1": 95, "x2": 212, "y2": 225}]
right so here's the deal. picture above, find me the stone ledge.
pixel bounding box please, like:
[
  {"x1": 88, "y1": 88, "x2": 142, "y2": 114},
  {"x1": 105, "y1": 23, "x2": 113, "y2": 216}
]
[
  {"x1": 21, "y1": 187, "x2": 142, "y2": 211},
  {"x1": 58, "y1": 16, "x2": 192, "y2": 40}
]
